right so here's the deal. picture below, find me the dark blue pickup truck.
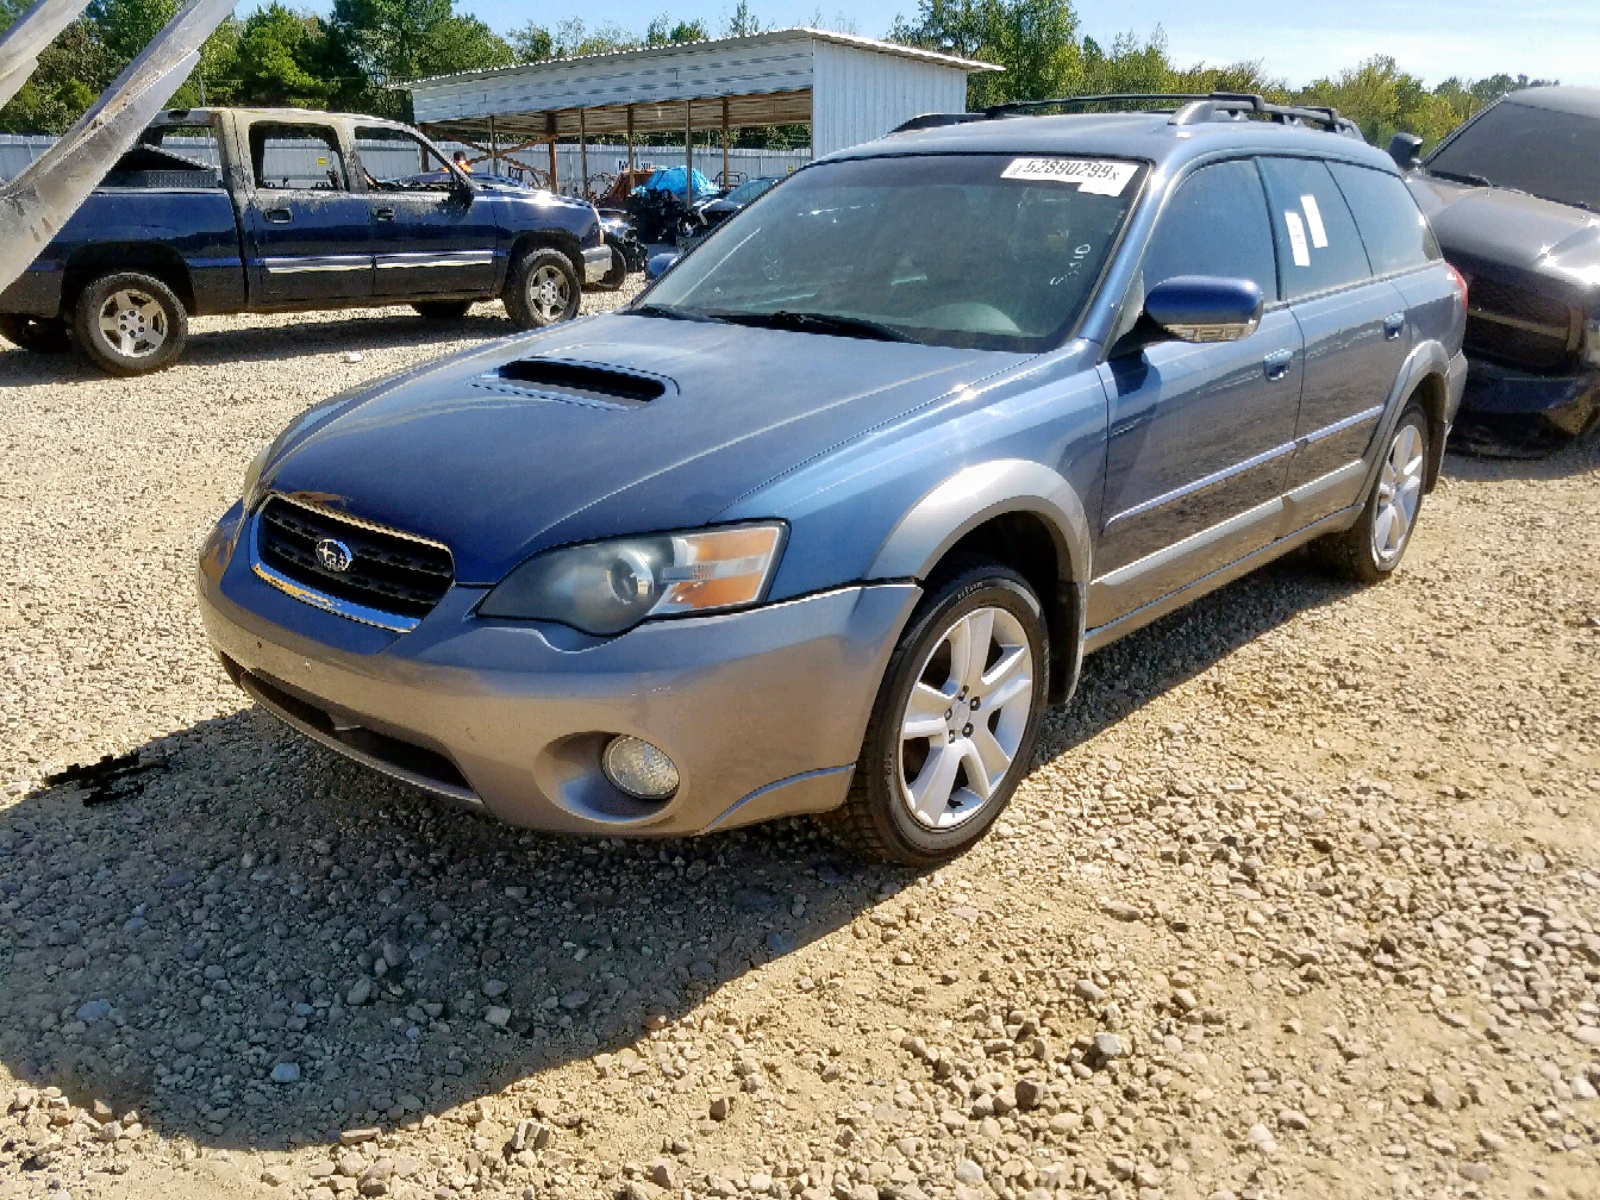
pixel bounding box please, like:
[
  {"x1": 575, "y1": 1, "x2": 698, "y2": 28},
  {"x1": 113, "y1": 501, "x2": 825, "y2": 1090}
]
[{"x1": 0, "y1": 107, "x2": 609, "y2": 375}]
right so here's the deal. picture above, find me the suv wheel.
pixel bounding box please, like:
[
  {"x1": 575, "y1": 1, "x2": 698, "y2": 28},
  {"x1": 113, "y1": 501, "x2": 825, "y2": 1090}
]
[
  {"x1": 0, "y1": 313, "x2": 71, "y2": 353},
  {"x1": 1316, "y1": 400, "x2": 1430, "y2": 583},
  {"x1": 824, "y1": 560, "x2": 1049, "y2": 866},
  {"x1": 72, "y1": 271, "x2": 188, "y2": 375},
  {"x1": 503, "y1": 247, "x2": 580, "y2": 329}
]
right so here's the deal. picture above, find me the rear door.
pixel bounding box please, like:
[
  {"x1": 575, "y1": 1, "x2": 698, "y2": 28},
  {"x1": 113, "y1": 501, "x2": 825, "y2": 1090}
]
[
  {"x1": 1259, "y1": 157, "x2": 1412, "y2": 502},
  {"x1": 241, "y1": 120, "x2": 373, "y2": 305},
  {"x1": 353, "y1": 125, "x2": 501, "y2": 298},
  {"x1": 1091, "y1": 157, "x2": 1302, "y2": 627}
]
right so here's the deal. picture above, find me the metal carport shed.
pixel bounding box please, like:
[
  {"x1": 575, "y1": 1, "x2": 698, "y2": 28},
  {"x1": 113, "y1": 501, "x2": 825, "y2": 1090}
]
[{"x1": 407, "y1": 28, "x2": 999, "y2": 192}]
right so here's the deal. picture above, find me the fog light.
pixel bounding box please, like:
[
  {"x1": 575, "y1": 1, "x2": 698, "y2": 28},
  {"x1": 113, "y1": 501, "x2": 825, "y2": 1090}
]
[{"x1": 602, "y1": 736, "x2": 679, "y2": 800}]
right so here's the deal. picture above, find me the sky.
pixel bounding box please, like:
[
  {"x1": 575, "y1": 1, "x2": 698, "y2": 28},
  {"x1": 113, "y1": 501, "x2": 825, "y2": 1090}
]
[{"x1": 414, "y1": 0, "x2": 1600, "y2": 89}]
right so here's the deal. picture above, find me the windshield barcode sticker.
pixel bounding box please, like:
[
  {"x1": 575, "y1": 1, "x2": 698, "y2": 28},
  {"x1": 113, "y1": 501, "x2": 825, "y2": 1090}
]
[{"x1": 1002, "y1": 158, "x2": 1139, "y2": 196}]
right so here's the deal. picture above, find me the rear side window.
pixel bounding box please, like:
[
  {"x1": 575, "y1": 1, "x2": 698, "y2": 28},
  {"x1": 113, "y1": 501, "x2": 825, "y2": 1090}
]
[
  {"x1": 1141, "y1": 159, "x2": 1278, "y2": 301},
  {"x1": 251, "y1": 123, "x2": 347, "y2": 192},
  {"x1": 1258, "y1": 157, "x2": 1371, "y2": 299},
  {"x1": 1328, "y1": 162, "x2": 1441, "y2": 275}
]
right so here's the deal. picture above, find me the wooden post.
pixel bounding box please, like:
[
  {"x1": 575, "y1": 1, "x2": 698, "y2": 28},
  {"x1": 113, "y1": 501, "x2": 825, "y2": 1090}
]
[
  {"x1": 578, "y1": 107, "x2": 588, "y2": 199},
  {"x1": 546, "y1": 112, "x2": 557, "y2": 191},
  {"x1": 684, "y1": 99, "x2": 693, "y2": 210},
  {"x1": 721, "y1": 96, "x2": 730, "y2": 187},
  {"x1": 626, "y1": 106, "x2": 634, "y2": 174}
]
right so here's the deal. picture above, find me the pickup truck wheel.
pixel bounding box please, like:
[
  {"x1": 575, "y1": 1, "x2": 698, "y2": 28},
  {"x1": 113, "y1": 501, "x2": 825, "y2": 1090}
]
[
  {"x1": 822, "y1": 559, "x2": 1049, "y2": 866},
  {"x1": 73, "y1": 272, "x2": 187, "y2": 376},
  {"x1": 503, "y1": 248, "x2": 580, "y2": 329},
  {"x1": 1314, "y1": 400, "x2": 1430, "y2": 584},
  {"x1": 413, "y1": 301, "x2": 472, "y2": 320},
  {"x1": 0, "y1": 313, "x2": 71, "y2": 353}
]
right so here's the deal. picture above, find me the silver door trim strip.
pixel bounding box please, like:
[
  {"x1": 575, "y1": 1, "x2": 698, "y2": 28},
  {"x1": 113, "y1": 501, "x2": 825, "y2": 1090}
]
[
  {"x1": 1301, "y1": 404, "x2": 1383, "y2": 445},
  {"x1": 1105, "y1": 439, "x2": 1297, "y2": 529},
  {"x1": 1095, "y1": 493, "x2": 1285, "y2": 590},
  {"x1": 374, "y1": 251, "x2": 496, "y2": 270},
  {"x1": 259, "y1": 255, "x2": 371, "y2": 275}
]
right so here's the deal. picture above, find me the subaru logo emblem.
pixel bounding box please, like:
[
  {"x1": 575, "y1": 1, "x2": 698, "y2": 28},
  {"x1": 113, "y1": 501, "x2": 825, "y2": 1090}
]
[{"x1": 315, "y1": 538, "x2": 354, "y2": 573}]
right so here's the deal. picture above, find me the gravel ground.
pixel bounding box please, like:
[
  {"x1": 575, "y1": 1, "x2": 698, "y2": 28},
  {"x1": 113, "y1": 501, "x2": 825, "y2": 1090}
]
[{"x1": 1, "y1": 292, "x2": 1598, "y2": 1200}]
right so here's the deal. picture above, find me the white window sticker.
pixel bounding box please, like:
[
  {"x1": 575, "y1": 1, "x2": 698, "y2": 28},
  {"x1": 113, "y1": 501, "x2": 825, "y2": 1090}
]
[
  {"x1": 1300, "y1": 194, "x2": 1329, "y2": 248},
  {"x1": 1001, "y1": 157, "x2": 1138, "y2": 196},
  {"x1": 1285, "y1": 211, "x2": 1312, "y2": 267}
]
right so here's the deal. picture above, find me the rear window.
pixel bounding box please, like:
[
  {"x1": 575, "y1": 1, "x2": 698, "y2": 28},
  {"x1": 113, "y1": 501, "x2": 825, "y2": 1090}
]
[
  {"x1": 1329, "y1": 162, "x2": 1440, "y2": 275},
  {"x1": 1258, "y1": 157, "x2": 1371, "y2": 300}
]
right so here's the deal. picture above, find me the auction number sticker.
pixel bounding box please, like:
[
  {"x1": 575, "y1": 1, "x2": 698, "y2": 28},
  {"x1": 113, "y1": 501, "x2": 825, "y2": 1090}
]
[{"x1": 1002, "y1": 157, "x2": 1139, "y2": 196}]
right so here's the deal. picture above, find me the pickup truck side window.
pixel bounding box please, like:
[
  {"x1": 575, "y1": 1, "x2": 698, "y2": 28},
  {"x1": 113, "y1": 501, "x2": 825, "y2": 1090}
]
[
  {"x1": 1141, "y1": 158, "x2": 1278, "y2": 301},
  {"x1": 354, "y1": 126, "x2": 456, "y2": 193},
  {"x1": 1257, "y1": 157, "x2": 1371, "y2": 300},
  {"x1": 251, "y1": 124, "x2": 348, "y2": 192},
  {"x1": 1326, "y1": 162, "x2": 1442, "y2": 276}
]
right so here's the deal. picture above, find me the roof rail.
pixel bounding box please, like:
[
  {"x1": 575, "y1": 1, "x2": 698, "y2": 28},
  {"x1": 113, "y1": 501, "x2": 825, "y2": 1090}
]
[
  {"x1": 978, "y1": 92, "x2": 1362, "y2": 138},
  {"x1": 0, "y1": 0, "x2": 234, "y2": 295},
  {"x1": 888, "y1": 112, "x2": 987, "y2": 135}
]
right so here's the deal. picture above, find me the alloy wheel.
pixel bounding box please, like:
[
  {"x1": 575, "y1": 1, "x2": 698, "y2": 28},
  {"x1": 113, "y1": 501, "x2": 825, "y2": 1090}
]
[
  {"x1": 527, "y1": 264, "x2": 571, "y2": 322},
  {"x1": 98, "y1": 289, "x2": 167, "y2": 358},
  {"x1": 897, "y1": 605, "x2": 1035, "y2": 830},
  {"x1": 1372, "y1": 421, "x2": 1425, "y2": 565}
]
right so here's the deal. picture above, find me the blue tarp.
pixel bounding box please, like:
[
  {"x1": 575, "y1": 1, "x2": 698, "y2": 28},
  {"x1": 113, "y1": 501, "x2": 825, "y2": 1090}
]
[{"x1": 635, "y1": 166, "x2": 717, "y2": 199}]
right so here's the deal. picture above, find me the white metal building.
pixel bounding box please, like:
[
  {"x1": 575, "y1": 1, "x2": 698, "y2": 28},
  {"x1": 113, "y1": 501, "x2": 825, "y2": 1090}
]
[{"x1": 407, "y1": 29, "x2": 999, "y2": 190}]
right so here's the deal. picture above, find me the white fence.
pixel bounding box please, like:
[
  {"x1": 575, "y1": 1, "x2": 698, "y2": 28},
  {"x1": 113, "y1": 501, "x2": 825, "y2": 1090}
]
[{"x1": 0, "y1": 133, "x2": 811, "y2": 195}]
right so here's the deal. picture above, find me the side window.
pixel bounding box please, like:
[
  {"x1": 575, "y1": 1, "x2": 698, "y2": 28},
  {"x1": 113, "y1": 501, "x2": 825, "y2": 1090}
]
[
  {"x1": 1141, "y1": 159, "x2": 1278, "y2": 302},
  {"x1": 1257, "y1": 157, "x2": 1371, "y2": 299},
  {"x1": 1328, "y1": 161, "x2": 1441, "y2": 275},
  {"x1": 251, "y1": 124, "x2": 347, "y2": 192},
  {"x1": 354, "y1": 126, "x2": 454, "y2": 192}
]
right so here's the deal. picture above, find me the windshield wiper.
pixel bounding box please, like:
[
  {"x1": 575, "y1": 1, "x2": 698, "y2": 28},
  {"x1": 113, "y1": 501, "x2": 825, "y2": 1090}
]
[
  {"x1": 630, "y1": 303, "x2": 727, "y2": 323},
  {"x1": 1427, "y1": 168, "x2": 1497, "y2": 188},
  {"x1": 710, "y1": 310, "x2": 912, "y2": 342}
]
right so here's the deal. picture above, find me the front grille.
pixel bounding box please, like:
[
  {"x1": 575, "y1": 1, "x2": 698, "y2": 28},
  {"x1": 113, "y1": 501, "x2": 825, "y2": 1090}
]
[
  {"x1": 1465, "y1": 277, "x2": 1575, "y2": 371},
  {"x1": 256, "y1": 497, "x2": 453, "y2": 621}
]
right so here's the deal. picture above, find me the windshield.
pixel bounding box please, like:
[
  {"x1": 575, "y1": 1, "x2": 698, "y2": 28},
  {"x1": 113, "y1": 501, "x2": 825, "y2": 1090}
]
[
  {"x1": 641, "y1": 153, "x2": 1147, "y2": 352},
  {"x1": 725, "y1": 177, "x2": 779, "y2": 205},
  {"x1": 1427, "y1": 100, "x2": 1600, "y2": 211}
]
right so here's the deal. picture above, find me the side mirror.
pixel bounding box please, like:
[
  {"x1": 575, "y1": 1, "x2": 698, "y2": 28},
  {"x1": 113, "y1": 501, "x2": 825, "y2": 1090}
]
[
  {"x1": 1388, "y1": 132, "x2": 1424, "y2": 171},
  {"x1": 645, "y1": 250, "x2": 680, "y2": 281},
  {"x1": 1145, "y1": 276, "x2": 1264, "y2": 344}
]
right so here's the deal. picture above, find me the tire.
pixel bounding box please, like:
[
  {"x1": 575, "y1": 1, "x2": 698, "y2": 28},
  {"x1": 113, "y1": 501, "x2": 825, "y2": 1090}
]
[
  {"x1": 586, "y1": 247, "x2": 628, "y2": 292},
  {"x1": 72, "y1": 271, "x2": 187, "y2": 376},
  {"x1": 502, "y1": 247, "x2": 580, "y2": 329},
  {"x1": 1314, "y1": 400, "x2": 1430, "y2": 583},
  {"x1": 413, "y1": 300, "x2": 472, "y2": 320},
  {"x1": 0, "y1": 313, "x2": 71, "y2": 353},
  {"x1": 822, "y1": 559, "x2": 1050, "y2": 866}
]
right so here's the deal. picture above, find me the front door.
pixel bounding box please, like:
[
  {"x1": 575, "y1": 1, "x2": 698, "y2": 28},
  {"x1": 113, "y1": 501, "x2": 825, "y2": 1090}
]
[
  {"x1": 241, "y1": 120, "x2": 373, "y2": 306},
  {"x1": 353, "y1": 126, "x2": 501, "y2": 298},
  {"x1": 1090, "y1": 157, "x2": 1301, "y2": 628},
  {"x1": 1257, "y1": 156, "x2": 1413, "y2": 499}
]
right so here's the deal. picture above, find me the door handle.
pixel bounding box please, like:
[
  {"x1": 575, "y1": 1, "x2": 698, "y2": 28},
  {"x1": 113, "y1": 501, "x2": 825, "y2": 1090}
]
[
  {"x1": 374, "y1": 207, "x2": 395, "y2": 222},
  {"x1": 1264, "y1": 349, "x2": 1295, "y2": 381},
  {"x1": 263, "y1": 208, "x2": 292, "y2": 224},
  {"x1": 1383, "y1": 312, "x2": 1406, "y2": 340}
]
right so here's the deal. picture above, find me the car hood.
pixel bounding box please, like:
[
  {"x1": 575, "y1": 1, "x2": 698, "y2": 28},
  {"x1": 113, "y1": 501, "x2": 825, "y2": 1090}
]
[
  {"x1": 262, "y1": 314, "x2": 1025, "y2": 584},
  {"x1": 1409, "y1": 174, "x2": 1600, "y2": 299}
]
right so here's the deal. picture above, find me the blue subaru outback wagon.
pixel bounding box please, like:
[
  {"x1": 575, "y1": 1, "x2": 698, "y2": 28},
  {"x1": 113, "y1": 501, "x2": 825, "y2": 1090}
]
[{"x1": 198, "y1": 93, "x2": 1468, "y2": 865}]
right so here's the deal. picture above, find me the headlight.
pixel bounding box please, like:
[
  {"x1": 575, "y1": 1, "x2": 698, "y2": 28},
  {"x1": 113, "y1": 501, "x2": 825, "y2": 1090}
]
[
  {"x1": 241, "y1": 442, "x2": 273, "y2": 507},
  {"x1": 478, "y1": 523, "x2": 786, "y2": 635}
]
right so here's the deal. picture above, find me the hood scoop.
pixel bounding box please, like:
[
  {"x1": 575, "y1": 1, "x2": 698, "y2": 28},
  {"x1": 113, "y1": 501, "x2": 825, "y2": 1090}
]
[{"x1": 474, "y1": 358, "x2": 675, "y2": 410}]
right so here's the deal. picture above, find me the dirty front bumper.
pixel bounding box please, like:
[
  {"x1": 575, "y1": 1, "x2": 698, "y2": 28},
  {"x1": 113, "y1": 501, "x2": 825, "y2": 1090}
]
[
  {"x1": 581, "y1": 246, "x2": 612, "y2": 283},
  {"x1": 1461, "y1": 355, "x2": 1600, "y2": 431},
  {"x1": 196, "y1": 504, "x2": 918, "y2": 836}
]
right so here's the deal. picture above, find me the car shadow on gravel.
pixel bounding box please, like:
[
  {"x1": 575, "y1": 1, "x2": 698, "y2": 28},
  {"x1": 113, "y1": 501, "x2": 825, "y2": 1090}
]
[
  {"x1": 0, "y1": 707, "x2": 898, "y2": 1152},
  {"x1": 1442, "y1": 414, "x2": 1600, "y2": 481}
]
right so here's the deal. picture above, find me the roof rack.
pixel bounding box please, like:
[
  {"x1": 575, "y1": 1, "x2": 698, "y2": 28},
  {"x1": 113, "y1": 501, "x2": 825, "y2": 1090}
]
[{"x1": 890, "y1": 92, "x2": 1361, "y2": 139}]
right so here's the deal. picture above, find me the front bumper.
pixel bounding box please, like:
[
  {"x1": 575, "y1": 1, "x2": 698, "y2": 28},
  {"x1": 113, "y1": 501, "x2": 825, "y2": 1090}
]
[
  {"x1": 197, "y1": 505, "x2": 919, "y2": 836},
  {"x1": 1461, "y1": 354, "x2": 1600, "y2": 429},
  {"x1": 581, "y1": 246, "x2": 612, "y2": 284}
]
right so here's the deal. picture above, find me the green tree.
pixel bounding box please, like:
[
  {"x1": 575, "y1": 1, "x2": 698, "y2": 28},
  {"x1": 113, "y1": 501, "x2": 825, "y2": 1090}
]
[
  {"x1": 326, "y1": 0, "x2": 512, "y2": 115},
  {"x1": 724, "y1": 0, "x2": 765, "y2": 37},
  {"x1": 646, "y1": 14, "x2": 709, "y2": 45},
  {"x1": 890, "y1": 0, "x2": 1080, "y2": 107},
  {"x1": 230, "y1": 4, "x2": 329, "y2": 107}
]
